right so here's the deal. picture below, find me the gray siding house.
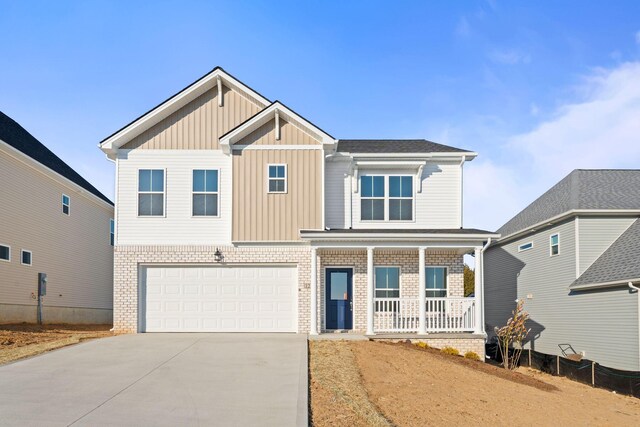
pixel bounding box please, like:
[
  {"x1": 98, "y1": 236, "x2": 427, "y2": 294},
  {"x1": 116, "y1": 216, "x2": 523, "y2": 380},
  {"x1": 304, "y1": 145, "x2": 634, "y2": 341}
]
[{"x1": 485, "y1": 170, "x2": 640, "y2": 371}]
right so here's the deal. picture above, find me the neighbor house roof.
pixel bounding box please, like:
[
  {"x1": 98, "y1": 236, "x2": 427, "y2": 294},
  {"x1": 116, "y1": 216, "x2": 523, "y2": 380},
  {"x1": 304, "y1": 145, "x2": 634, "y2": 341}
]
[
  {"x1": 0, "y1": 111, "x2": 113, "y2": 205},
  {"x1": 337, "y1": 139, "x2": 473, "y2": 154},
  {"x1": 497, "y1": 169, "x2": 640, "y2": 239},
  {"x1": 570, "y1": 218, "x2": 640, "y2": 289}
]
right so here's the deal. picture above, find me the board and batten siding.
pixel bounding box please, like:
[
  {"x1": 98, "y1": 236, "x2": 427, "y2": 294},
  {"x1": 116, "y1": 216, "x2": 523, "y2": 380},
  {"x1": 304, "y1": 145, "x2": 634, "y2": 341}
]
[
  {"x1": 0, "y1": 146, "x2": 114, "y2": 318},
  {"x1": 577, "y1": 216, "x2": 637, "y2": 276},
  {"x1": 238, "y1": 119, "x2": 318, "y2": 146},
  {"x1": 122, "y1": 85, "x2": 262, "y2": 150},
  {"x1": 484, "y1": 218, "x2": 640, "y2": 370},
  {"x1": 116, "y1": 150, "x2": 232, "y2": 245}
]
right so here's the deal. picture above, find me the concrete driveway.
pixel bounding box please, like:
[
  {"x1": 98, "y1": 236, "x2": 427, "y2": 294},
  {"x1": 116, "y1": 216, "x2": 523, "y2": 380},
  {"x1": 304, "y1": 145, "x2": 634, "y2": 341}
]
[{"x1": 0, "y1": 333, "x2": 308, "y2": 426}]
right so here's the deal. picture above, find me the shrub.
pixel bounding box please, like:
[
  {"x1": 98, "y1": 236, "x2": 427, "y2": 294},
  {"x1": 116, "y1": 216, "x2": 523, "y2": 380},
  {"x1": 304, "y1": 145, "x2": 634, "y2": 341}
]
[
  {"x1": 440, "y1": 346, "x2": 459, "y2": 356},
  {"x1": 464, "y1": 351, "x2": 481, "y2": 361},
  {"x1": 415, "y1": 341, "x2": 429, "y2": 349}
]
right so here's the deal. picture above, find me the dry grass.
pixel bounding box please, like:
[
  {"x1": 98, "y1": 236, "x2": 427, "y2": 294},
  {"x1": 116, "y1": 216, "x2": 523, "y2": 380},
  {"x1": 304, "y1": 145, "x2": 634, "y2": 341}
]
[
  {"x1": 309, "y1": 341, "x2": 390, "y2": 427},
  {"x1": 0, "y1": 323, "x2": 113, "y2": 365}
]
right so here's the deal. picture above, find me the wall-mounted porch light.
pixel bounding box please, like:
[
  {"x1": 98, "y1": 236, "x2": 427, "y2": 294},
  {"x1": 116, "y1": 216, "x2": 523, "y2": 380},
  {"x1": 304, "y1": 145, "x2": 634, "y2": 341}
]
[{"x1": 214, "y1": 248, "x2": 223, "y2": 263}]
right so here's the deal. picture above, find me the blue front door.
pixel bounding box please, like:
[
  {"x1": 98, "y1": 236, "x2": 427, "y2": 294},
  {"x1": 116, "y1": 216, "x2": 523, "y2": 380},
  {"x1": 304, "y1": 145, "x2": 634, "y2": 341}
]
[{"x1": 326, "y1": 268, "x2": 353, "y2": 330}]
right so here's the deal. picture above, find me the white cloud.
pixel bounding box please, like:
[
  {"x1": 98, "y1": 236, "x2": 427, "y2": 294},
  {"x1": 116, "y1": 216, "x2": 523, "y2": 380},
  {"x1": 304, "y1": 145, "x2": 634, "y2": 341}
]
[
  {"x1": 464, "y1": 61, "x2": 640, "y2": 231},
  {"x1": 489, "y1": 49, "x2": 531, "y2": 65},
  {"x1": 636, "y1": 30, "x2": 640, "y2": 45}
]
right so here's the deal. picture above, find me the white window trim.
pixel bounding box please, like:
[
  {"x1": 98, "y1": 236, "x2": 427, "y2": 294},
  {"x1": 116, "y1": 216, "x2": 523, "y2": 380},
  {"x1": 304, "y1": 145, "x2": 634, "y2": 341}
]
[
  {"x1": 62, "y1": 194, "x2": 70, "y2": 216},
  {"x1": 267, "y1": 164, "x2": 288, "y2": 194},
  {"x1": 425, "y1": 266, "x2": 449, "y2": 298},
  {"x1": 21, "y1": 249, "x2": 32, "y2": 266},
  {"x1": 137, "y1": 168, "x2": 166, "y2": 218},
  {"x1": 518, "y1": 242, "x2": 534, "y2": 252},
  {"x1": 191, "y1": 169, "x2": 221, "y2": 218},
  {"x1": 360, "y1": 174, "x2": 415, "y2": 223},
  {"x1": 550, "y1": 233, "x2": 560, "y2": 256},
  {"x1": 0, "y1": 244, "x2": 10, "y2": 262},
  {"x1": 373, "y1": 265, "x2": 402, "y2": 299},
  {"x1": 109, "y1": 219, "x2": 115, "y2": 246}
]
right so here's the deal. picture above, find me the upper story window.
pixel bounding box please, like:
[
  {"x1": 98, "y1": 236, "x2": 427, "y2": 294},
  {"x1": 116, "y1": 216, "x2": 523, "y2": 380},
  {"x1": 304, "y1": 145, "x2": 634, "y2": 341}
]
[
  {"x1": 138, "y1": 169, "x2": 165, "y2": 216},
  {"x1": 110, "y1": 219, "x2": 115, "y2": 246},
  {"x1": 193, "y1": 170, "x2": 219, "y2": 216},
  {"x1": 62, "y1": 194, "x2": 70, "y2": 215},
  {"x1": 550, "y1": 233, "x2": 560, "y2": 256},
  {"x1": 21, "y1": 250, "x2": 32, "y2": 266},
  {"x1": 0, "y1": 244, "x2": 10, "y2": 262},
  {"x1": 361, "y1": 175, "x2": 414, "y2": 221},
  {"x1": 518, "y1": 242, "x2": 533, "y2": 252},
  {"x1": 268, "y1": 164, "x2": 287, "y2": 193},
  {"x1": 374, "y1": 266, "x2": 400, "y2": 298},
  {"x1": 426, "y1": 267, "x2": 447, "y2": 298}
]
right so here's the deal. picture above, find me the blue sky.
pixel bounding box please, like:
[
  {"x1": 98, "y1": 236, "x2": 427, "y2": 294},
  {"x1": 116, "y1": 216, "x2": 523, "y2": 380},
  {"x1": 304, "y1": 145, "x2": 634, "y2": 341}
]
[{"x1": 2, "y1": 1, "x2": 640, "y2": 231}]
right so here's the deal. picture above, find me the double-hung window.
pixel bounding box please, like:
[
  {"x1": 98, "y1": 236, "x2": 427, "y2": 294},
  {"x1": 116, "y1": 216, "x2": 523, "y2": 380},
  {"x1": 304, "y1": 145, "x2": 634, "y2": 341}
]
[
  {"x1": 550, "y1": 233, "x2": 560, "y2": 256},
  {"x1": 193, "y1": 170, "x2": 219, "y2": 216},
  {"x1": 426, "y1": 267, "x2": 447, "y2": 298},
  {"x1": 138, "y1": 169, "x2": 164, "y2": 216},
  {"x1": 374, "y1": 267, "x2": 400, "y2": 298},
  {"x1": 389, "y1": 176, "x2": 413, "y2": 221},
  {"x1": 62, "y1": 194, "x2": 70, "y2": 215},
  {"x1": 361, "y1": 176, "x2": 385, "y2": 220},
  {"x1": 268, "y1": 165, "x2": 287, "y2": 193}
]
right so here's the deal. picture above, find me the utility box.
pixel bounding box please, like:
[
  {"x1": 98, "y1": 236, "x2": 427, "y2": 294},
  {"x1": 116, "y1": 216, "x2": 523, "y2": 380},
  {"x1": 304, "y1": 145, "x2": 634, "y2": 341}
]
[{"x1": 38, "y1": 273, "x2": 47, "y2": 296}]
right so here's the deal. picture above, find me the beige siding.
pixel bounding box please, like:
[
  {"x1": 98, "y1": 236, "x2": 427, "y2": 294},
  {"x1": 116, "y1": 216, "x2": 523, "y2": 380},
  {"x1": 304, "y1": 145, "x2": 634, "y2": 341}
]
[
  {"x1": 0, "y1": 148, "x2": 114, "y2": 315},
  {"x1": 232, "y1": 149, "x2": 322, "y2": 241},
  {"x1": 239, "y1": 119, "x2": 318, "y2": 146},
  {"x1": 122, "y1": 85, "x2": 261, "y2": 150}
]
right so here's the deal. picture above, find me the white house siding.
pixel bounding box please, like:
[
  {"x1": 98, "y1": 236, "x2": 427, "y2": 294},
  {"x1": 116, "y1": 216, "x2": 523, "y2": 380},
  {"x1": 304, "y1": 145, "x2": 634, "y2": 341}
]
[
  {"x1": 0, "y1": 147, "x2": 113, "y2": 324},
  {"x1": 577, "y1": 216, "x2": 637, "y2": 276},
  {"x1": 346, "y1": 160, "x2": 461, "y2": 230},
  {"x1": 324, "y1": 159, "x2": 351, "y2": 229},
  {"x1": 485, "y1": 218, "x2": 640, "y2": 371},
  {"x1": 116, "y1": 150, "x2": 232, "y2": 245}
]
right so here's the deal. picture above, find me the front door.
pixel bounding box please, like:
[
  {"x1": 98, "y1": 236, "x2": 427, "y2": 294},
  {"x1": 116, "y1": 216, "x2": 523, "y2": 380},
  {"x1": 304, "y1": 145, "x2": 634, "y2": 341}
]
[{"x1": 325, "y1": 268, "x2": 353, "y2": 330}]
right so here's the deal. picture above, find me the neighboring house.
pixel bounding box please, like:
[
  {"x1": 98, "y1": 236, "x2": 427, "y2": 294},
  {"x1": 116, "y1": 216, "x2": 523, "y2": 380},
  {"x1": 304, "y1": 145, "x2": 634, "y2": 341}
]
[
  {"x1": 485, "y1": 169, "x2": 640, "y2": 371},
  {"x1": 100, "y1": 67, "x2": 497, "y2": 355},
  {"x1": 0, "y1": 112, "x2": 114, "y2": 324}
]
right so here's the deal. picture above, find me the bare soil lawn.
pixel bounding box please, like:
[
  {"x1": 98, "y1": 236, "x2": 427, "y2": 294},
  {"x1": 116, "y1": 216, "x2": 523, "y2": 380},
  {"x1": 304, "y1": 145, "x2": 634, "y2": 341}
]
[
  {"x1": 0, "y1": 323, "x2": 113, "y2": 365},
  {"x1": 310, "y1": 340, "x2": 640, "y2": 426}
]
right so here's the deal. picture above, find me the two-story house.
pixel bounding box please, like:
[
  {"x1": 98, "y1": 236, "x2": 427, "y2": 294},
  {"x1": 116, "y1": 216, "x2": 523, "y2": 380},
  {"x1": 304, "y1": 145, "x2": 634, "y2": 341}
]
[
  {"x1": 485, "y1": 170, "x2": 640, "y2": 370},
  {"x1": 100, "y1": 68, "x2": 497, "y2": 355}
]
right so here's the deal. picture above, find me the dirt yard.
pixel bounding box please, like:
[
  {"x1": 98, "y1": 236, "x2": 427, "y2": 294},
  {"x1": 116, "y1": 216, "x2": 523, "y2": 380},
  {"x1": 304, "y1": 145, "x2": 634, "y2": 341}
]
[
  {"x1": 0, "y1": 323, "x2": 113, "y2": 365},
  {"x1": 310, "y1": 340, "x2": 640, "y2": 426}
]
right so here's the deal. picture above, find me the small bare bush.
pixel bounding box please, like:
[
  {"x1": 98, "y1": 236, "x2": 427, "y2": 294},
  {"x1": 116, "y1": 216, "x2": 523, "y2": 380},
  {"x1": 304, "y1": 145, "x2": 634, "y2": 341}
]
[
  {"x1": 464, "y1": 351, "x2": 481, "y2": 361},
  {"x1": 496, "y1": 299, "x2": 530, "y2": 370},
  {"x1": 440, "y1": 346, "x2": 460, "y2": 356}
]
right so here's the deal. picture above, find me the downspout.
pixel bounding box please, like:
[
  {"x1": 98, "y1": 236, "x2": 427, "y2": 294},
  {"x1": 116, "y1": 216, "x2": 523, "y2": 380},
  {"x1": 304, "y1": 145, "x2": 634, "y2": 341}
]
[
  {"x1": 629, "y1": 281, "x2": 640, "y2": 370},
  {"x1": 480, "y1": 237, "x2": 492, "y2": 333},
  {"x1": 459, "y1": 155, "x2": 466, "y2": 228}
]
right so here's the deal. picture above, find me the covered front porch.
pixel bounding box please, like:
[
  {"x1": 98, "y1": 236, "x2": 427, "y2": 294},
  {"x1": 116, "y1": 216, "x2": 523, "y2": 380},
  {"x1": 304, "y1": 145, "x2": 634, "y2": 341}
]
[{"x1": 301, "y1": 229, "x2": 498, "y2": 337}]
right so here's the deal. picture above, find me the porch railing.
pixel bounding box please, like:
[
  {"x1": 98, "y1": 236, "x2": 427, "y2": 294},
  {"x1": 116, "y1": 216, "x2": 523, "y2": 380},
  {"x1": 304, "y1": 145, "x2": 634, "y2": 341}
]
[{"x1": 373, "y1": 297, "x2": 477, "y2": 333}]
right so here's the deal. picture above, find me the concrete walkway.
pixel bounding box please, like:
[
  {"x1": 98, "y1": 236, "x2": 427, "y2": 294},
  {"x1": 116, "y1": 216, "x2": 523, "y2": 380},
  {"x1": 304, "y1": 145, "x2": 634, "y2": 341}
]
[{"x1": 0, "y1": 333, "x2": 308, "y2": 426}]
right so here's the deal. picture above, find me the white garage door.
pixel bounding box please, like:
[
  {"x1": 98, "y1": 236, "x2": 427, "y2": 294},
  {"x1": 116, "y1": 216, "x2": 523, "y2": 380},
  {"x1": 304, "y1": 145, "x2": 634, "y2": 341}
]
[{"x1": 142, "y1": 265, "x2": 297, "y2": 332}]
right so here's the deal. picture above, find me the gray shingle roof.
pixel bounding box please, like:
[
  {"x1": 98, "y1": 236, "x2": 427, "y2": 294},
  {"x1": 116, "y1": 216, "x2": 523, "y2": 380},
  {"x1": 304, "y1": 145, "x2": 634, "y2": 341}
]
[
  {"x1": 337, "y1": 139, "x2": 472, "y2": 154},
  {"x1": 498, "y1": 170, "x2": 640, "y2": 238},
  {"x1": 571, "y1": 218, "x2": 640, "y2": 287},
  {"x1": 0, "y1": 111, "x2": 113, "y2": 205}
]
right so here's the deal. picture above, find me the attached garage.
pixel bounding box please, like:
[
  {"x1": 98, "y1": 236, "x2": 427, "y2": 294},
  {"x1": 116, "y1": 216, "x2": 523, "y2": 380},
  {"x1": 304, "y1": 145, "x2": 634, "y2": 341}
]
[{"x1": 141, "y1": 265, "x2": 297, "y2": 332}]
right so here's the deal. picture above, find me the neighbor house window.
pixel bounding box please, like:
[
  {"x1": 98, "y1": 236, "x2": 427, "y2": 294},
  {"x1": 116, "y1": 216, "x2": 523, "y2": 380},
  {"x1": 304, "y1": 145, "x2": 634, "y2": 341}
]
[
  {"x1": 138, "y1": 169, "x2": 164, "y2": 216},
  {"x1": 374, "y1": 267, "x2": 400, "y2": 298},
  {"x1": 193, "y1": 170, "x2": 219, "y2": 216},
  {"x1": 550, "y1": 233, "x2": 560, "y2": 256},
  {"x1": 62, "y1": 194, "x2": 70, "y2": 215},
  {"x1": 518, "y1": 242, "x2": 533, "y2": 252},
  {"x1": 267, "y1": 164, "x2": 287, "y2": 193},
  {"x1": 109, "y1": 219, "x2": 115, "y2": 246},
  {"x1": 361, "y1": 176, "x2": 385, "y2": 220},
  {"x1": 21, "y1": 250, "x2": 32, "y2": 266},
  {"x1": 389, "y1": 176, "x2": 413, "y2": 221},
  {"x1": 426, "y1": 267, "x2": 447, "y2": 298},
  {"x1": 0, "y1": 245, "x2": 10, "y2": 262}
]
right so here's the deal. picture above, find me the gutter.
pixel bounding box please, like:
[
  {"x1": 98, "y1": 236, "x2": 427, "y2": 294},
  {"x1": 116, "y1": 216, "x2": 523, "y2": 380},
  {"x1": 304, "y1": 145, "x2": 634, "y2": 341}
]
[{"x1": 569, "y1": 277, "x2": 640, "y2": 291}]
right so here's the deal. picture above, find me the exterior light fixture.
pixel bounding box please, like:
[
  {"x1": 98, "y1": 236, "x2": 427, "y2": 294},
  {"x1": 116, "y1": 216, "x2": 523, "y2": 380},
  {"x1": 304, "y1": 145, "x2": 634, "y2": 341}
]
[{"x1": 214, "y1": 248, "x2": 223, "y2": 263}]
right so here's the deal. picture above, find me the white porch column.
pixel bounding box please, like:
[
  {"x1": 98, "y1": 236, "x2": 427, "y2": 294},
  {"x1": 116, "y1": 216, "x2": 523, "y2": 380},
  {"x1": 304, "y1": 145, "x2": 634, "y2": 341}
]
[
  {"x1": 474, "y1": 247, "x2": 483, "y2": 334},
  {"x1": 366, "y1": 247, "x2": 375, "y2": 335},
  {"x1": 310, "y1": 247, "x2": 318, "y2": 335},
  {"x1": 418, "y1": 247, "x2": 426, "y2": 334}
]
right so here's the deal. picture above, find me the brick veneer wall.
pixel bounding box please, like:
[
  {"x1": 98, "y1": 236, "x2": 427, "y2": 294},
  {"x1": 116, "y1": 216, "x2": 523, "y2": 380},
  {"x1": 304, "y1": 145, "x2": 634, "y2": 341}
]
[{"x1": 380, "y1": 337, "x2": 486, "y2": 359}]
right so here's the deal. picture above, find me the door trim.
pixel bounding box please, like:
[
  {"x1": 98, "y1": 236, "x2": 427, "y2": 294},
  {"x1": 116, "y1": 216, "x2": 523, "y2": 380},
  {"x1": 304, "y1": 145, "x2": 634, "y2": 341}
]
[{"x1": 323, "y1": 266, "x2": 355, "y2": 331}]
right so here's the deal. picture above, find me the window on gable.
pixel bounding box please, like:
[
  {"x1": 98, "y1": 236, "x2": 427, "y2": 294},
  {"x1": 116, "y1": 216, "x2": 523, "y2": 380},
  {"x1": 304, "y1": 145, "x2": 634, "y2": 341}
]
[
  {"x1": 0, "y1": 245, "x2": 10, "y2": 262},
  {"x1": 361, "y1": 176, "x2": 385, "y2": 220},
  {"x1": 193, "y1": 170, "x2": 219, "y2": 216},
  {"x1": 268, "y1": 164, "x2": 287, "y2": 193},
  {"x1": 550, "y1": 233, "x2": 560, "y2": 256},
  {"x1": 518, "y1": 242, "x2": 533, "y2": 252},
  {"x1": 426, "y1": 267, "x2": 447, "y2": 298},
  {"x1": 110, "y1": 219, "x2": 115, "y2": 246},
  {"x1": 138, "y1": 169, "x2": 164, "y2": 216},
  {"x1": 62, "y1": 194, "x2": 70, "y2": 215},
  {"x1": 374, "y1": 267, "x2": 400, "y2": 298},
  {"x1": 389, "y1": 176, "x2": 413, "y2": 221},
  {"x1": 21, "y1": 250, "x2": 32, "y2": 266}
]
